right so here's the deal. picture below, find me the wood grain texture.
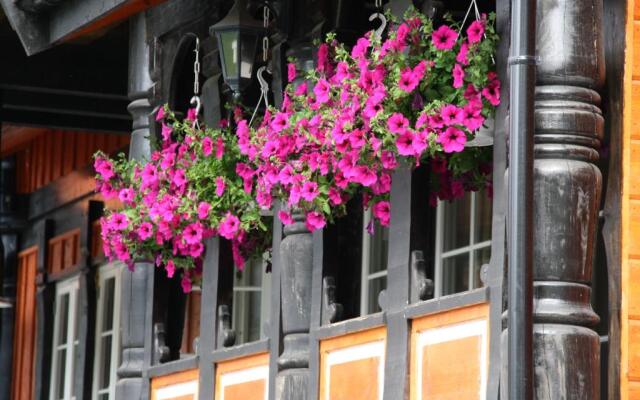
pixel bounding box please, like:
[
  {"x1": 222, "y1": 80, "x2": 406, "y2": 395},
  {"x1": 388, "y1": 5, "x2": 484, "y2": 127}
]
[
  {"x1": 214, "y1": 353, "x2": 269, "y2": 400},
  {"x1": 11, "y1": 247, "x2": 38, "y2": 400},
  {"x1": 150, "y1": 368, "x2": 198, "y2": 400}
]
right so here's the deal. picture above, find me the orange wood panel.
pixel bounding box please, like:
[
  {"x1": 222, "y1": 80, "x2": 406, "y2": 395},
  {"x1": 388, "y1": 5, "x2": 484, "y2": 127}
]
[
  {"x1": 631, "y1": 381, "x2": 640, "y2": 400},
  {"x1": 630, "y1": 319, "x2": 640, "y2": 380},
  {"x1": 47, "y1": 229, "x2": 81, "y2": 275},
  {"x1": 319, "y1": 327, "x2": 386, "y2": 400},
  {"x1": 42, "y1": 132, "x2": 53, "y2": 184},
  {"x1": 630, "y1": 140, "x2": 640, "y2": 198},
  {"x1": 630, "y1": 260, "x2": 640, "y2": 320},
  {"x1": 91, "y1": 220, "x2": 104, "y2": 259},
  {"x1": 29, "y1": 139, "x2": 38, "y2": 192},
  {"x1": 75, "y1": 133, "x2": 89, "y2": 169},
  {"x1": 181, "y1": 291, "x2": 201, "y2": 354},
  {"x1": 51, "y1": 130, "x2": 63, "y2": 181},
  {"x1": 11, "y1": 247, "x2": 38, "y2": 400},
  {"x1": 214, "y1": 353, "x2": 269, "y2": 400},
  {"x1": 629, "y1": 200, "x2": 640, "y2": 256},
  {"x1": 634, "y1": 21, "x2": 640, "y2": 80},
  {"x1": 62, "y1": 132, "x2": 76, "y2": 176},
  {"x1": 150, "y1": 369, "x2": 198, "y2": 400},
  {"x1": 410, "y1": 303, "x2": 490, "y2": 400}
]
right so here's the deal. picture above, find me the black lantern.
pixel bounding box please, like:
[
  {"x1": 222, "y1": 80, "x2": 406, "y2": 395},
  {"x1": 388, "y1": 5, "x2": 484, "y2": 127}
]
[{"x1": 210, "y1": 0, "x2": 266, "y2": 97}]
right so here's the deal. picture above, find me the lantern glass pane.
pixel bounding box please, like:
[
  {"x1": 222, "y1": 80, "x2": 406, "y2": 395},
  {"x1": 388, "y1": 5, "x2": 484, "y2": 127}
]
[
  {"x1": 240, "y1": 32, "x2": 258, "y2": 80},
  {"x1": 219, "y1": 31, "x2": 239, "y2": 81}
]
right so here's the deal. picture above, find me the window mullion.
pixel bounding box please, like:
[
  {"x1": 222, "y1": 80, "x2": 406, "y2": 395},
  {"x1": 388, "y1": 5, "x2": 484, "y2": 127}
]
[
  {"x1": 360, "y1": 208, "x2": 372, "y2": 315},
  {"x1": 434, "y1": 201, "x2": 444, "y2": 298},
  {"x1": 469, "y1": 192, "x2": 477, "y2": 290}
]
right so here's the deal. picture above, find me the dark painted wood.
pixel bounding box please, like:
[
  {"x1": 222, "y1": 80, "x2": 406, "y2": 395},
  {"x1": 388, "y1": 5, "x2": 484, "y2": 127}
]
[
  {"x1": 313, "y1": 312, "x2": 385, "y2": 340},
  {"x1": 210, "y1": 339, "x2": 270, "y2": 363},
  {"x1": 33, "y1": 219, "x2": 53, "y2": 400},
  {"x1": 601, "y1": 0, "x2": 625, "y2": 397},
  {"x1": 146, "y1": 355, "x2": 199, "y2": 378},
  {"x1": 268, "y1": 204, "x2": 283, "y2": 400},
  {"x1": 198, "y1": 237, "x2": 220, "y2": 399},
  {"x1": 526, "y1": 1, "x2": 604, "y2": 398},
  {"x1": 115, "y1": 13, "x2": 155, "y2": 400},
  {"x1": 403, "y1": 288, "x2": 490, "y2": 319}
]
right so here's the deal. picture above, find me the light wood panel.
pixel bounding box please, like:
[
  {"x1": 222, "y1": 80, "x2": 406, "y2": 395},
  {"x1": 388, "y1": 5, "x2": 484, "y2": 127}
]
[
  {"x1": 11, "y1": 247, "x2": 38, "y2": 400},
  {"x1": 410, "y1": 303, "x2": 489, "y2": 400},
  {"x1": 150, "y1": 369, "x2": 198, "y2": 400},
  {"x1": 319, "y1": 327, "x2": 386, "y2": 400},
  {"x1": 215, "y1": 353, "x2": 269, "y2": 400}
]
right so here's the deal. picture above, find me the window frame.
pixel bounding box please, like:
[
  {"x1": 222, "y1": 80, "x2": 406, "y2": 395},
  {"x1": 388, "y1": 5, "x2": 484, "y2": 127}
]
[
  {"x1": 360, "y1": 209, "x2": 389, "y2": 316},
  {"x1": 92, "y1": 262, "x2": 123, "y2": 400},
  {"x1": 231, "y1": 255, "x2": 271, "y2": 344},
  {"x1": 434, "y1": 191, "x2": 492, "y2": 298},
  {"x1": 49, "y1": 276, "x2": 80, "y2": 400}
]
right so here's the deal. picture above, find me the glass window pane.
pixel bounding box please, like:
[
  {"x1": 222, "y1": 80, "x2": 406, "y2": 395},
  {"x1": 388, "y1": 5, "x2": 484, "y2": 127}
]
[
  {"x1": 239, "y1": 33, "x2": 257, "y2": 79},
  {"x1": 442, "y1": 193, "x2": 471, "y2": 252},
  {"x1": 98, "y1": 394, "x2": 110, "y2": 400},
  {"x1": 474, "y1": 190, "x2": 492, "y2": 243},
  {"x1": 100, "y1": 335, "x2": 113, "y2": 390},
  {"x1": 369, "y1": 222, "x2": 389, "y2": 274},
  {"x1": 220, "y1": 32, "x2": 239, "y2": 78},
  {"x1": 473, "y1": 247, "x2": 491, "y2": 289},
  {"x1": 248, "y1": 258, "x2": 263, "y2": 287},
  {"x1": 442, "y1": 254, "x2": 470, "y2": 296},
  {"x1": 367, "y1": 276, "x2": 386, "y2": 314},
  {"x1": 232, "y1": 290, "x2": 262, "y2": 344},
  {"x1": 102, "y1": 278, "x2": 116, "y2": 332},
  {"x1": 58, "y1": 294, "x2": 69, "y2": 345},
  {"x1": 56, "y1": 348, "x2": 66, "y2": 399}
]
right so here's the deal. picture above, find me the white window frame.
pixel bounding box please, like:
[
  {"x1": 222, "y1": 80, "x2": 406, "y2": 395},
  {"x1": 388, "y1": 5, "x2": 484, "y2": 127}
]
[
  {"x1": 92, "y1": 263, "x2": 122, "y2": 400},
  {"x1": 360, "y1": 209, "x2": 389, "y2": 316},
  {"x1": 232, "y1": 255, "x2": 271, "y2": 344},
  {"x1": 50, "y1": 276, "x2": 80, "y2": 400},
  {"x1": 434, "y1": 191, "x2": 492, "y2": 298}
]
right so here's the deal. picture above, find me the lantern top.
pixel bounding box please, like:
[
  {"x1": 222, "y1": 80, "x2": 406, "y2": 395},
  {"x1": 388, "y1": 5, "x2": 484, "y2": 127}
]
[{"x1": 209, "y1": 0, "x2": 265, "y2": 35}]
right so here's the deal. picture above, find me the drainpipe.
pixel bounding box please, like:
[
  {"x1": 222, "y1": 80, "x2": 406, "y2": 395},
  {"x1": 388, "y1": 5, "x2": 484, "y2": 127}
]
[{"x1": 507, "y1": 0, "x2": 536, "y2": 398}]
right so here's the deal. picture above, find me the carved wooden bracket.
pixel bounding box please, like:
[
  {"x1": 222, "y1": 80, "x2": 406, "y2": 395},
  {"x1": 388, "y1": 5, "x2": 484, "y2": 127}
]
[
  {"x1": 321, "y1": 276, "x2": 343, "y2": 325},
  {"x1": 217, "y1": 304, "x2": 236, "y2": 348},
  {"x1": 410, "y1": 250, "x2": 433, "y2": 303},
  {"x1": 153, "y1": 323, "x2": 170, "y2": 364}
]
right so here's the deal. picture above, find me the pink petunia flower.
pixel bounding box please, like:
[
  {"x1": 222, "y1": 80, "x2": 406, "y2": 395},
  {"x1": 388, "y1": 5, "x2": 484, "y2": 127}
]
[
  {"x1": 387, "y1": 113, "x2": 409, "y2": 134},
  {"x1": 438, "y1": 127, "x2": 467, "y2": 153},
  {"x1": 305, "y1": 211, "x2": 326, "y2": 232},
  {"x1": 218, "y1": 213, "x2": 240, "y2": 239},
  {"x1": 111, "y1": 213, "x2": 129, "y2": 231},
  {"x1": 432, "y1": 25, "x2": 458, "y2": 50},
  {"x1": 271, "y1": 112, "x2": 290, "y2": 133},
  {"x1": 202, "y1": 137, "x2": 213, "y2": 156},
  {"x1": 137, "y1": 222, "x2": 153, "y2": 240},
  {"x1": 215, "y1": 138, "x2": 224, "y2": 159},
  {"x1": 198, "y1": 202, "x2": 211, "y2": 219},
  {"x1": 441, "y1": 105, "x2": 464, "y2": 126},
  {"x1": 215, "y1": 177, "x2": 226, "y2": 197},
  {"x1": 396, "y1": 130, "x2": 416, "y2": 156},
  {"x1": 456, "y1": 42, "x2": 469, "y2": 65},
  {"x1": 165, "y1": 260, "x2": 176, "y2": 278},
  {"x1": 118, "y1": 188, "x2": 135, "y2": 204},
  {"x1": 155, "y1": 107, "x2": 165, "y2": 121},
  {"x1": 301, "y1": 181, "x2": 319, "y2": 202},
  {"x1": 452, "y1": 63, "x2": 465, "y2": 88},
  {"x1": 398, "y1": 68, "x2": 420, "y2": 92},
  {"x1": 173, "y1": 169, "x2": 187, "y2": 187},
  {"x1": 278, "y1": 210, "x2": 294, "y2": 225},
  {"x1": 287, "y1": 62, "x2": 296, "y2": 82},
  {"x1": 186, "y1": 108, "x2": 197, "y2": 121},
  {"x1": 183, "y1": 222, "x2": 203, "y2": 245},
  {"x1": 467, "y1": 20, "x2": 485, "y2": 44},
  {"x1": 314, "y1": 79, "x2": 331, "y2": 103},
  {"x1": 372, "y1": 201, "x2": 391, "y2": 226},
  {"x1": 181, "y1": 275, "x2": 192, "y2": 293},
  {"x1": 462, "y1": 104, "x2": 485, "y2": 131}
]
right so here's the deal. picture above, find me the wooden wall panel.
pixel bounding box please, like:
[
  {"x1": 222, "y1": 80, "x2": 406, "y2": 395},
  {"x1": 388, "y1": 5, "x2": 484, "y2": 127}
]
[
  {"x1": 319, "y1": 327, "x2": 386, "y2": 400},
  {"x1": 180, "y1": 291, "x2": 201, "y2": 355},
  {"x1": 214, "y1": 353, "x2": 269, "y2": 400},
  {"x1": 150, "y1": 369, "x2": 199, "y2": 400},
  {"x1": 11, "y1": 247, "x2": 38, "y2": 400},
  {"x1": 410, "y1": 303, "x2": 489, "y2": 400},
  {"x1": 624, "y1": 1, "x2": 640, "y2": 397},
  {"x1": 14, "y1": 131, "x2": 129, "y2": 194},
  {"x1": 47, "y1": 229, "x2": 81, "y2": 276}
]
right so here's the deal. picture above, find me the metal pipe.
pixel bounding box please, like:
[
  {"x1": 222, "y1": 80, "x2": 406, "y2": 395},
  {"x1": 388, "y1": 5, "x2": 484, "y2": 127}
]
[{"x1": 507, "y1": 0, "x2": 536, "y2": 398}]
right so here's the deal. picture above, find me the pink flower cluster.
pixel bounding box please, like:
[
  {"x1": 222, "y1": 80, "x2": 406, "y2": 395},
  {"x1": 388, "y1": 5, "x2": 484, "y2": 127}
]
[
  {"x1": 240, "y1": 11, "x2": 499, "y2": 231},
  {"x1": 95, "y1": 108, "x2": 269, "y2": 292}
]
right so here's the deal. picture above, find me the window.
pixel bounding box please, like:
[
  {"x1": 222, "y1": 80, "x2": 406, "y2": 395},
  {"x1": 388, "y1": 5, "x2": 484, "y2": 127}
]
[
  {"x1": 50, "y1": 277, "x2": 80, "y2": 400},
  {"x1": 360, "y1": 209, "x2": 389, "y2": 316},
  {"x1": 232, "y1": 256, "x2": 271, "y2": 344},
  {"x1": 92, "y1": 263, "x2": 122, "y2": 400},
  {"x1": 434, "y1": 190, "x2": 492, "y2": 297}
]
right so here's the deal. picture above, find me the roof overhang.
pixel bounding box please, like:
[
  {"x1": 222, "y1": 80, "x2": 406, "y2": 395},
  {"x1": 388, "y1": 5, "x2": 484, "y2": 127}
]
[{"x1": 0, "y1": 0, "x2": 166, "y2": 55}]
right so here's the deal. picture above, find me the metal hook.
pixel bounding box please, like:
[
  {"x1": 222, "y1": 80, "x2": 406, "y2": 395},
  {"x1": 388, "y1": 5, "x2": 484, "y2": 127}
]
[
  {"x1": 190, "y1": 95, "x2": 202, "y2": 121},
  {"x1": 257, "y1": 66, "x2": 270, "y2": 107},
  {"x1": 369, "y1": 12, "x2": 387, "y2": 41}
]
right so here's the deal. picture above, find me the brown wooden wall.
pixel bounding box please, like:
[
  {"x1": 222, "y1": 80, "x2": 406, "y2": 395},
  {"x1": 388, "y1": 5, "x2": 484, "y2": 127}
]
[
  {"x1": 14, "y1": 130, "x2": 129, "y2": 194},
  {"x1": 11, "y1": 247, "x2": 38, "y2": 400},
  {"x1": 624, "y1": 1, "x2": 640, "y2": 398},
  {"x1": 48, "y1": 229, "x2": 81, "y2": 276}
]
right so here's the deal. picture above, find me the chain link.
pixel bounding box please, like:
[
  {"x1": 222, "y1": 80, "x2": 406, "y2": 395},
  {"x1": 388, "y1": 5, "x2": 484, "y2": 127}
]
[
  {"x1": 193, "y1": 37, "x2": 200, "y2": 95},
  {"x1": 375, "y1": 0, "x2": 382, "y2": 9},
  {"x1": 262, "y1": 5, "x2": 270, "y2": 62}
]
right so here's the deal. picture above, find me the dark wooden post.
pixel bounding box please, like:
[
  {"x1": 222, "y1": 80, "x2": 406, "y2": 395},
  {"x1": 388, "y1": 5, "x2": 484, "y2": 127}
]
[
  {"x1": 531, "y1": 0, "x2": 604, "y2": 398},
  {"x1": 115, "y1": 12, "x2": 155, "y2": 400},
  {"x1": 0, "y1": 156, "x2": 22, "y2": 400},
  {"x1": 275, "y1": 212, "x2": 314, "y2": 400}
]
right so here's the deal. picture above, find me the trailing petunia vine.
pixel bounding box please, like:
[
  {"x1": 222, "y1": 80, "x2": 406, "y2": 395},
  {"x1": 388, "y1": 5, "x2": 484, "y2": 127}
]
[
  {"x1": 94, "y1": 7, "x2": 500, "y2": 290},
  {"x1": 243, "y1": 8, "x2": 498, "y2": 232}
]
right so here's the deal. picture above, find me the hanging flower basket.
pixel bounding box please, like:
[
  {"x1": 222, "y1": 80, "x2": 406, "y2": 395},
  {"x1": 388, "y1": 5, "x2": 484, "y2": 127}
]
[
  {"x1": 243, "y1": 8, "x2": 499, "y2": 231},
  {"x1": 94, "y1": 7, "x2": 500, "y2": 290}
]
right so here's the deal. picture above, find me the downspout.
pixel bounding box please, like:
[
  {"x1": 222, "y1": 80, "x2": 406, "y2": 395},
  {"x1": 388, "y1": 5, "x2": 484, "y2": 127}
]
[{"x1": 507, "y1": 0, "x2": 536, "y2": 399}]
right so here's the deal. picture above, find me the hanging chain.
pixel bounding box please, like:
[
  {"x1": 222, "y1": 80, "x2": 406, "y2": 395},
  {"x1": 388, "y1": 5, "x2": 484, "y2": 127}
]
[
  {"x1": 193, "y1": 37, "x2": 201, "y2": 96},
  {"x1": 375, "y1": 0, "x2": 382, "y2": 9},
  {"x1": 262, "y1": 5, "x2": 270, "y2": 62},
  {"x1": 190, "y1": 36, "x2": 202, "y2": 128}
]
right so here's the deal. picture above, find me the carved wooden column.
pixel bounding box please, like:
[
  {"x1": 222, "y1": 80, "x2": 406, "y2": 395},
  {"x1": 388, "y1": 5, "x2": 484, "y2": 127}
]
[
  {"x1": 276, "y1": 212, "x2": 314, "y2": 400},
  {"x1": 532, "y1": 0, "x2": 604, "y2": 398},
  {"x1": 115, "y1": 12, "x2": 155, "y2": 400}
]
